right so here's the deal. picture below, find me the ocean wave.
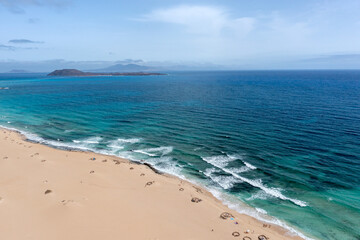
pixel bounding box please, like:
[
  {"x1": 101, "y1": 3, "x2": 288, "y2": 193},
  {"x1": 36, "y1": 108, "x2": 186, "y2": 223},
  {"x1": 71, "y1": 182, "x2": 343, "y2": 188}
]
[
  {"x1": 255, "y1": 207, "x2": 268, "y2": 214},
  {"x1": 73, "y1": 136, "x2": 102, "y2": 144},
  {"x1": 202, "y1": 155, "x2": 237, "y2": 168},
  {"x1": 106, "y1": 138, "x2": 140, "y2": 151},
  {"x1": 0, "y1": 125, "x2": 100, "y2": 153},
  {"x1": 203, "y1": 168, "x2": 242, "y2": 189},
  {"x1": 207, "y1": 188, "x2": 314, "y2": 240},
  {"x1": 247, "y1": 190, "x2": 270, "y2": 201},
  {"x1": 202, "y1": 155, "x2": 307, "y2": 207},
  {"x1": 144, "y1": 156, "x2": 183, "y2": 177},
  {"x1": 133, "y1": 146, "x2": 173, "y2": 157},
  {"x1": 132, "y1": 149, "x2": 156, "y2": 157},
  {"x1": 115, "y1": 138, "x2": 141, "y2": 144},
  {"x1": 227, "y1": 166, "x2": 252, "y2": 173},
  {"x1": 243, "y1": 161, "x2": 257, "y2": 170}
]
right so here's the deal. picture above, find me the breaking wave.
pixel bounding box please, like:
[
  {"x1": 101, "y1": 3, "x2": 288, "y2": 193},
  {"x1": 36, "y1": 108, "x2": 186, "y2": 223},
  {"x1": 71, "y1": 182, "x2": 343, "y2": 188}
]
[{"x1": 202, "y1": 155, "x2": 307, "y2": 207}]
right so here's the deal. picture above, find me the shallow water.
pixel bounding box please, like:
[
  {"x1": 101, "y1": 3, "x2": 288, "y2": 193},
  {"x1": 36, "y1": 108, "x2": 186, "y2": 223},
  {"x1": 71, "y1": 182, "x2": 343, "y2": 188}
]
[{"x1": 0, "y1": 71, "x2": 359, "y2": 239}]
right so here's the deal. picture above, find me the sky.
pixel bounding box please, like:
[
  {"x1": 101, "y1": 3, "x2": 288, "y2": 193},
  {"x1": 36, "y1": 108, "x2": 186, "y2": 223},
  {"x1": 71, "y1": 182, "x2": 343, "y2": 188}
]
[{"x1": 0, "y1": 0, "x2": 360, "y2": 71}]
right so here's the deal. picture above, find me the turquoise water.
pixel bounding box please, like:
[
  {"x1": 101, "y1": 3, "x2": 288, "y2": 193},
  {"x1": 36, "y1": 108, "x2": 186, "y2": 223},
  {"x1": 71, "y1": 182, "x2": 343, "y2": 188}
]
[{"x1": 0, "y1": 71, "x2": 359, "y2": 239}]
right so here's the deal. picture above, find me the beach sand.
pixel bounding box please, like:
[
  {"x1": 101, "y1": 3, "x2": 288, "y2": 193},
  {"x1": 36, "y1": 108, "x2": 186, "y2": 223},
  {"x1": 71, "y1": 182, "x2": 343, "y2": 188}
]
[{"x1": 0, "y1": 128, "x2": 303, "y2": 240}]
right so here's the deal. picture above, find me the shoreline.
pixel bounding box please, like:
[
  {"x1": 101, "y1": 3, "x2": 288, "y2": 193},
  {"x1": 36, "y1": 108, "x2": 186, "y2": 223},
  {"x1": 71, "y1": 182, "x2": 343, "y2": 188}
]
[{"x1": 0, "y1": 127, "x2": 307, "y2": 240}]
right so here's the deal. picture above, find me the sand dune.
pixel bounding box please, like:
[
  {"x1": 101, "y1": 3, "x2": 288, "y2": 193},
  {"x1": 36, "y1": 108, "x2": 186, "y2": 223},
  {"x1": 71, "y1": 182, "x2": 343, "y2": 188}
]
[{"x1": 0, "y1": 129, "x2": 303, "y2": 240}]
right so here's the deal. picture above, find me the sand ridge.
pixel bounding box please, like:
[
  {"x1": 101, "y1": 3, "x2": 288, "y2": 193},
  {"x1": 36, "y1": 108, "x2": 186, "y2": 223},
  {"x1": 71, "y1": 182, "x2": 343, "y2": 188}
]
[{"x1": 0, "y1": 128, "x2": 304, "y2": 240}]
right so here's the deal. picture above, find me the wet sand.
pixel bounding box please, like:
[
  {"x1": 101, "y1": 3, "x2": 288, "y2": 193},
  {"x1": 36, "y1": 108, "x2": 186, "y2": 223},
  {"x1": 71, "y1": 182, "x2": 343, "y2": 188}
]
[{"x1": 0, "y1": 128, "x2": 303, "y2": 240}]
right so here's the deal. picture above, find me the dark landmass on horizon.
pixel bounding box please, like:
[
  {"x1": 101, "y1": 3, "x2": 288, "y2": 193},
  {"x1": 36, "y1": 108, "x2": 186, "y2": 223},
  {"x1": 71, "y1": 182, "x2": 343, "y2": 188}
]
[
  {"x1": 7, "y1": 69, "x2": 33, "y2": 74},
  {"x1": 90, "y1": 63, "x2": 151, "y2": 72},
  {"x1": 47, "y1": 69, "x2": 166, "y2": 77}
]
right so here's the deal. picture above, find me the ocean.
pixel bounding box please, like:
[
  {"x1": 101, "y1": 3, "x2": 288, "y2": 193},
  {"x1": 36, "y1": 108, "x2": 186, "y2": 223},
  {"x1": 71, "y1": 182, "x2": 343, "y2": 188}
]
[{"x1": 0, "y1": 70, "x2": 359, "y2": 240}]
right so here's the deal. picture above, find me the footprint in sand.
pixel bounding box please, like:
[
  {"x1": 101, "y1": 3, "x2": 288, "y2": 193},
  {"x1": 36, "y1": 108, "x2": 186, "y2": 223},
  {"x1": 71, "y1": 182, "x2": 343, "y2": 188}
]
[
  {"x1": 243, "y1": 237, "x2": 251, "y2": 240},
  {"x1": 102, "y1": 159, "x2": 107, "y2": 162},
  {"x1": 145, "y1": 181, "x2": 154, "y2": 187},
  {"x1": 179, "y1": 188, "x2": 184, "y2": 191},
  {"x1": 140, "y1": 173, "x2": 145, "y2": 176},
  {"x1": 258, "y1": 235, "x2": 268, "y2": 240},
  {"x1": 41, "y1": 159, "x2": 46, "y2": 162},
  {"x1": 262, "y1": 224, "x2": 271, "y2": 228},
  {"x1": 130, "y1": 167, "x2": 134, "y2": 170},
  {"x1": 191, "y1": 197, "x2": 202, "y2": 203},
  {"x1": 220, "y1": 212, "x2": 234, "y2": 219},
  {"x1": 90, "y1": 170, "x2": 95, "y2": 174},
  {"x1": 44, "y1": 189, "x2": 52, "y2": 195},
  {"x1": 113, "y1": 160, "x2": 120, "y2": 165},
  {"x1": 3, "y1": 156, "x2": 8, "y2": 159},
  {"x1": 232, "y1": 231, "x2": 240, "y2": 237}
]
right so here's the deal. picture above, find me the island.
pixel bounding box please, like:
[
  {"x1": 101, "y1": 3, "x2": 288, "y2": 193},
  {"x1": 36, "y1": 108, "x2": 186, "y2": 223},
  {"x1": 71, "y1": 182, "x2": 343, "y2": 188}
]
[{"x1": 47, "y1": 69, "x2": 165, "y2": 77}]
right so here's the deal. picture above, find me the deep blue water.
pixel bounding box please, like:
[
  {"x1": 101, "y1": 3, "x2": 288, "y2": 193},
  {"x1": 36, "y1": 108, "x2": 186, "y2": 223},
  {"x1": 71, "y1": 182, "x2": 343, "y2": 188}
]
[{"x1": 0, "y1": 71, "x2": 359, "y2": 240}]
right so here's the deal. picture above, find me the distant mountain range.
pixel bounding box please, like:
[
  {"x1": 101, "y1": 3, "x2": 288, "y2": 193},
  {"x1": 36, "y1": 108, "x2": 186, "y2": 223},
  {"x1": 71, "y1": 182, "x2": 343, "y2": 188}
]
[
  {"x1": 90, "y1": 64, "x2": 153, "y2": 72},
  {"x1": 1, "y1": 62, "x2": 227, "y2": 74},
  {"x1": 7, "y1": 69, "x2": 33, "y2": 73},
  {"x1": 47, "y1": 69, "x2": 165, "y2": 77}
]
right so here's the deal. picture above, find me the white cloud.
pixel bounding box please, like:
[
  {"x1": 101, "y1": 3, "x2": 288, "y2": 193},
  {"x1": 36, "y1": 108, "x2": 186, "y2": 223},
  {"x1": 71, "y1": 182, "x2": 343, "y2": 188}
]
[{"x1": 141, "y1": 5, "x2": 255, "y2": 37}]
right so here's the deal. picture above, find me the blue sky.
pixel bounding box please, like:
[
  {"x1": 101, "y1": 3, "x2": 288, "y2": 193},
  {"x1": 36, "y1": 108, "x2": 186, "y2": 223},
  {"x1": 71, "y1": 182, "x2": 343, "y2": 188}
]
[{"x1": 0, "y1": 0, "x2": 360, "y2": 70}]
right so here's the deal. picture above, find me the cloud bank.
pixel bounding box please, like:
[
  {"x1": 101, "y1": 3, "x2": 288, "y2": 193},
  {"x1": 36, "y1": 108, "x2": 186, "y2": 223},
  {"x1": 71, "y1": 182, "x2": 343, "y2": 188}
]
[
  {"x1": 9, "y1": 39, "x2": 44, "y2": 44},
  {"x1": 141, "y1": 5, "x2": 255, "y2": 36}
]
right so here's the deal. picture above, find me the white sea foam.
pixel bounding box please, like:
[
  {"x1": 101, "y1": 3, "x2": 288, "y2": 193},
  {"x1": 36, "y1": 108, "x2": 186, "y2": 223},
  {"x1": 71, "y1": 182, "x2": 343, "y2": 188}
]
[
  {"x1": 15, "y1": 131, "x2": 95, "y2": 152},
  {"x1": 202, "y1": 156, "x2": 307, "y2": 207},
  {"x1": 211, "y1": 175, "x2": 241, "y2": 189},
  {"x1": 134, "y1": 146, "x2": 173, "y2": 157},
  {"x1": 243, "y1": 161, "x2": 257, "y2": 170},
  {"x1": 115, "y1": 138, "x2": 141, "y2": 144},
  {"x1": 227, "y1": 154, "x2": 257, "y2": 170},
  {"x1": 145, "y1": 156, "x2": 183, "y2": 177},
  {"x1": 228, "y1": 166, "x2": 252, "y2": 173},
  {"x1": 72, "y1": 137, "x2": 102, "y2": 147},
  {"x1": 76, "y1": 136, "x2": 102, "y2": 144},
  {"x1": 133, "y1": 149, "x2": 157, "y2": 157},
  {"x1": 202, "y1": 155, "x2": 237, "y2": 168},
  {"x1": 203, "y1": 167, "x2": 217, "y2": 176},
  {"x1": 107, "y1": 143, "x2": 124, "y2": 150},
  {"x1": 105, "y1": 138, "x2": 141, "y2": 153},
  {"x1": 247, "y1": 190, "x2": 270, "y2": 201},
  {"x1": 0, "y1": 125, "x2": 99, "y2": 153},
  {"x1": 255, "y1": 207, "x2": 268, "y2": 214},
  {"x1": 207, "y1": 188, "x2": 314, "y2": 240},
  {"x1": 202, "y1": 168, "x2": 242, "y2": 189}
]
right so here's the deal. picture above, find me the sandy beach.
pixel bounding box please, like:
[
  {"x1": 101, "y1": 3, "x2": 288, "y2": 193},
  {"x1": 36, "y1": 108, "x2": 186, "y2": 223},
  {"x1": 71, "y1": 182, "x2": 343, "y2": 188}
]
[{"x1": 0, "y1": 128, "x2": 303, "y2": 240}]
